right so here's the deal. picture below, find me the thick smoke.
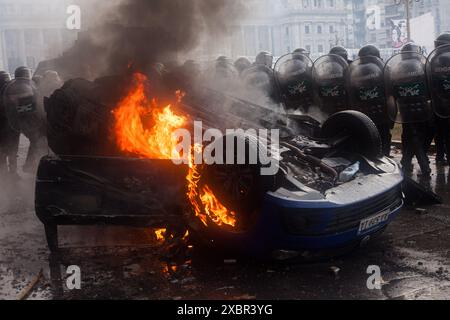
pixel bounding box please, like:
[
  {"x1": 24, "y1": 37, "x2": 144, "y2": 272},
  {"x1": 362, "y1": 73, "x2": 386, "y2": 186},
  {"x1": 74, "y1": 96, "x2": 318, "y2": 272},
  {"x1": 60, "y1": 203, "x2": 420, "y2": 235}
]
[{"x1": 67, "y1": 0, "x2": 246, "y2": 78}]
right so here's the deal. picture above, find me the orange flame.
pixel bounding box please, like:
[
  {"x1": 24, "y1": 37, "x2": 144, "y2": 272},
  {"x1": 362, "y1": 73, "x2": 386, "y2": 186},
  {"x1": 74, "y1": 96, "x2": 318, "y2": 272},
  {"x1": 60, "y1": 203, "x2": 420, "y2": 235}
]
[
  {"x1": 114, "y1": 73, "x2": 186, "y2": 160},
  {"x1": 113, "y1": 73, "x2": 236, "y2": 229},
  {"x1": 154, "y1": 228, "x2": 166, "y2": 241},
  {"x1": 186, "y1": 145, "x2": 237, "y2": 228}
]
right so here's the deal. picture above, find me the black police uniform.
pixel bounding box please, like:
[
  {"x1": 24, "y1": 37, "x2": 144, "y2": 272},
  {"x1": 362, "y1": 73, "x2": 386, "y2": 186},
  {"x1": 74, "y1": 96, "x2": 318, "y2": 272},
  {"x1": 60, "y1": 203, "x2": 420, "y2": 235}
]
[
  {"x1": 3, "y1": 67, "x2": 46, "y2": 173},
  {"x1": 0, "y1": 71, "x2": 20, "y2": 176},
  {"x1": 358, "y1": 45, "x2": 393, "y2": 156},
  {"x1": 431, "y1": 34, "x2": 450, "y2": 165},
  {"x1": 394, "y1": 44, "x2": 432, "y2": 175}
]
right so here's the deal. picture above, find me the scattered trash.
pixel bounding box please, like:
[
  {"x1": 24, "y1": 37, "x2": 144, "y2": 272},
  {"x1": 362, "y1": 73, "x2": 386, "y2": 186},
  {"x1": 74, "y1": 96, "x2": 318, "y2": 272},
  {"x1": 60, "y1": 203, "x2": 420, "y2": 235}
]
[
  {"x1": 17, "y1": 269, "x2": 43, "y2": 300},
  {"x1": 403, "y1": 176, "x2": 443, "y2": 206},
  {"x1": 415, "y1": 208, "x2": 428, "y2": 215},
  {"x1": 339, "y1": 162, "x2": 360, "y2": 183},
  {"x1": 329, "y1": 266, "x2": 340, "y2": 277},
  {"x1": 272, "y1": 250, "x2": 300, "y2": 261}
]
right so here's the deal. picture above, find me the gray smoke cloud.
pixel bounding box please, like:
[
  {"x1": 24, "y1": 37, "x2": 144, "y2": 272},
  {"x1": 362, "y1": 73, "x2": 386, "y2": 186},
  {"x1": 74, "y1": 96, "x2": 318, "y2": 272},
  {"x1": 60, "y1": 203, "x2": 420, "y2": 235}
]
[{"x1": 66, "y1": 0, "x2": 247, "y2": 78}]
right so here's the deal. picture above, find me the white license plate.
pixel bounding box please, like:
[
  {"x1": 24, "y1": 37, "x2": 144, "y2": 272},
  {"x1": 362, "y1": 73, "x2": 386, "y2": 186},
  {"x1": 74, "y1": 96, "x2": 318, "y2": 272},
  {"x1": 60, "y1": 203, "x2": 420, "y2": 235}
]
[{"x1": 358, "y1": 209, "x2": 392, "y2": 235}]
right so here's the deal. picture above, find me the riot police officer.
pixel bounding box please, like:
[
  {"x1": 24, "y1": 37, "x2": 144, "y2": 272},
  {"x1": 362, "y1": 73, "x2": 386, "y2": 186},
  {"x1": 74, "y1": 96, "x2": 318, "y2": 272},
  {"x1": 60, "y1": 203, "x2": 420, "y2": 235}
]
[
  {"x1": 330, "y1": 46, "x2": 352, "y2": 64},
  {"x1": 357, "y1": 44, "x2": 393, "y2": 156},
  {"x1": 359, "y1": 44, "x2": 382, "y2": 59},
  {"x1": 213, "y1": 56, "x2": 238, "y2": 81},
  {"x1": 0, "y1": 71, "x2": 20, "y2": 177},
  {"x1": 313, "y1": 53, "x2": 349, "y2": 115},
  {"x1": 254, "y1": 51, "x2": 274, "y2": 69},
  {"x1": 3, "y1": 66, "x2": 46, "y2": 173},
  {"x1": 429, "y1": 33, "x2": 450, "y2": 166},
  {"x1": 15, "y1": 66, "x2": 33, "y2": 80},
  {"x1": 274, "y1": 51, "x2": 314, "y2": 112},
  {"x1": 234, "y1": 57, "x2": 252, "y2": 76},
  {"x1": 385, "y1": 43, "x2": 432, "y2": 176},
  {"x1": 293, "y1": 48, "x2": 311, "y2": 57},
  {"x1": 241, "y1": 63, "x2": 276, "y2": 100},
  {"x1": 0, "y1": 71, "x2": 11, "y2": 175}
]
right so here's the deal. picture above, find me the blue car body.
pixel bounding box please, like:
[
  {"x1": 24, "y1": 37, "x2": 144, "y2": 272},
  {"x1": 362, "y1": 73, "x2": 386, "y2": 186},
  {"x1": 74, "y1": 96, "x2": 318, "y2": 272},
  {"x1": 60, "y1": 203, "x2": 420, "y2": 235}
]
[{"x1": 194, "y1": 165, "x2": 404, "y2": 256}]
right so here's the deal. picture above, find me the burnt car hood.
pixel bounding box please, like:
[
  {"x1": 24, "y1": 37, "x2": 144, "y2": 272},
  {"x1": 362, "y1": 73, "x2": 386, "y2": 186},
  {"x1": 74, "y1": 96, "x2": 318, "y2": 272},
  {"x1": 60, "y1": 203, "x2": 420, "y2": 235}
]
[{"x1": 267, "y1": 168, "x2": 403, "y2": 205}]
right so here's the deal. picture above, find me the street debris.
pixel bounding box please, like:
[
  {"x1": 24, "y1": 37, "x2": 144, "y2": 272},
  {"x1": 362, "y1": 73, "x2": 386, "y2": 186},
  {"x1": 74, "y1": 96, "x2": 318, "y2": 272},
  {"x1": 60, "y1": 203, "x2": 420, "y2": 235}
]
[
  {"x1": 415, "y1": 208, "x2": 428, "y2": 215},
  {"x1": 329, "y1": 266, "x2": 341, "y2": 277},
  {"x1": 403, "y1": 177, "x2": 443, "y2": 207},
  {"x1": 17, "y1": 269, "x2": 43, "y2": 300}
]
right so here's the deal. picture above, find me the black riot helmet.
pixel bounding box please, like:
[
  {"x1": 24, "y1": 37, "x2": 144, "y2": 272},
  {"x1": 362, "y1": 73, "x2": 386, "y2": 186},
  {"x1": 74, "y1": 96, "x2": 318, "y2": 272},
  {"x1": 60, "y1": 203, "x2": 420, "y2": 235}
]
[
  {"x1": 330, "y1": 46, "x2": 349, "y2": 61},
  {"x1": 358, "y1": 44, "x2": 381, "y2": 59},
  {"x1": 400, "y1": 42, "x2": 423, "y2": 60},
  {"x1": 401, "y1": 42, "x2": 422, "y2": 54},
  {"x1": 234, "y1": 57, "x2": 252, "y2": 75},
  {"x1": 255, "y1": 51, "x2": 274, "y2": 68},
  {"x1": 0, "y1": 71, "x2": 11, "y2": 89},
  {"x1": 293, "y1": 48, "x2": 310, "y2": 56},
  {"x1": 14, "y1": 66, "x2": 32, "y2": 80},
  {"x1": 435, "y1": 33, "x2": 450, "y2": 49},
  {"x1": 216, "y1": 56, "x2": 231, "y2": 64}
]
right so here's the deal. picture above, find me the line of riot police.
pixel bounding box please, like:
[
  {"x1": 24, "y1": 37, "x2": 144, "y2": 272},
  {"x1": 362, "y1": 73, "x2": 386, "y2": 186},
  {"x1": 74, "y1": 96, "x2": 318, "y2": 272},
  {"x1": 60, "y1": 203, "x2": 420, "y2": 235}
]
[
  {"x1": 3, "y1": 34, "x2": 450, "y2": 179},
  {"x1": 206, "y1": 33, "x2": 450, "y2": 177}
]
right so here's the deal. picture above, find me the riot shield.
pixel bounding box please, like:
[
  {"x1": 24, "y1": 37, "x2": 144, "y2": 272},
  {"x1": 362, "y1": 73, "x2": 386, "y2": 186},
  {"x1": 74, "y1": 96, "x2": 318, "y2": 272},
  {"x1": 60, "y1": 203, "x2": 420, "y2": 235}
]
[
  {"x1": 2, "y1": 78, "x2": 40, "y2": 132},
  {"x1": 213, "y1": 61, "x2": 238, "y2": 81},
  {"x1": 274, "y1": 53, "x2": 314, "y2": 112},
  {"x1": 427, "y1": 44, "x2": 450, "y2": 119},
  {"x1": 241, "y1": 65, "x2": 275, "y2": 96},
  {"x1": 347, "y1": 56, "x2": 389, "y2": 124},
  {"x1": 384, "y1": 52, "x2": 432, "y2": 124},
  {"x1": 312, "y1": 54, "x2": 349, "y2": 115}
]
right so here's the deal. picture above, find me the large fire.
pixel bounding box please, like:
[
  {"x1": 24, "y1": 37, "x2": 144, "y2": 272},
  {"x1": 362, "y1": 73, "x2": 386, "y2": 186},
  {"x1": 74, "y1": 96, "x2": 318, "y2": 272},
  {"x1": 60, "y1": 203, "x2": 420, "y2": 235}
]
[
  {"x1": 114, "y1": 73, "x2": 186, "y2": 160},
  {"x1": 113, "y1": 73, "x2": 236, "y2": 229}
]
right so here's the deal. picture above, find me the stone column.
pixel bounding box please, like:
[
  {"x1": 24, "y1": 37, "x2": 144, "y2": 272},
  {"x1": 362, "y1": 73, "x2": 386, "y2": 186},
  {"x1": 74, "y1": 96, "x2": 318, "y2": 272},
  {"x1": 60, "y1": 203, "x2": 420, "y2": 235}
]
[
  {"x1": 19, "y1": 29, "x2": 26, "y2": 67},
  {"x1": 0, "y1": 30, "x2": 6, "y2": 70}
]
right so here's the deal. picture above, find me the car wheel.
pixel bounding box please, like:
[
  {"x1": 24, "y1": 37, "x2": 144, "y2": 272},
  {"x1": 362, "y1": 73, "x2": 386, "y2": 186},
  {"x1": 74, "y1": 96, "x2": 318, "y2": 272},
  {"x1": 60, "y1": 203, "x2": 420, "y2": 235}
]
[
  {"x1": 321, "y1": 110, "x2": 383, "y2": 160},
  {"x1": 197, "y1": 134, "x2": 268, "y2": 231}
]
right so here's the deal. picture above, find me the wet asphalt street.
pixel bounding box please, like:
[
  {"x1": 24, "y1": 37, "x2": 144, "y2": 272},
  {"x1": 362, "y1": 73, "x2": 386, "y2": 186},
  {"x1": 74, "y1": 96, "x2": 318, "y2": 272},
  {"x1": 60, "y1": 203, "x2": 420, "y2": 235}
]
[{"x1": 1, "y1": 139, "x2": 450, "y2": 300}]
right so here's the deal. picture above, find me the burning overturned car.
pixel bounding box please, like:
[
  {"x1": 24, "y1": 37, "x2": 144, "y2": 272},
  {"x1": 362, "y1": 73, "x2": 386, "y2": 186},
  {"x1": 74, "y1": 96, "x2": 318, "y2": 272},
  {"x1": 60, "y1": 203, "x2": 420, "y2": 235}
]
[{"x1": 32, "y1": 53, "x2": 404, "y2": 258}]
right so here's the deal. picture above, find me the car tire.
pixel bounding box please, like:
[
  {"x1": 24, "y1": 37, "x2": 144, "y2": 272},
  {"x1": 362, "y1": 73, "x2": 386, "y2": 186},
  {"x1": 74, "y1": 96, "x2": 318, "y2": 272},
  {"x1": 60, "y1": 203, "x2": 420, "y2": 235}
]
[
  {"x1": 197, "y1": 133, "x2": 274, "y2": 232},
  {"x1": 321, "y1": 110, "x2": 383, "y2": 159}
]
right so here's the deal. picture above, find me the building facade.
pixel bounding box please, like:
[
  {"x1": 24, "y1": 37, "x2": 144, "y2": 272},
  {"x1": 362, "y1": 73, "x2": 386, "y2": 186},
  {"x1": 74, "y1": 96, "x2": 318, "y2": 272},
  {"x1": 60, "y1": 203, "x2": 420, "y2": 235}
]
[
  {"x1": 224, "y1": 0, "x2": 355, "y2": 60},
  {"x1": 411, "y1": 0, "x2": 450, "y2": 35},
  {"x1": 3, "y1": 0, "x2": 450, "y2": 72},
  {"x1": 226, "y1": 0, "x2": 450, "y2": 60},
  {"x1": 0, "y1": 0, "x2": 76, "y2": 74},
  {"x1": 356, "y1": 0, "x2": 450, "y2": 50}
]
